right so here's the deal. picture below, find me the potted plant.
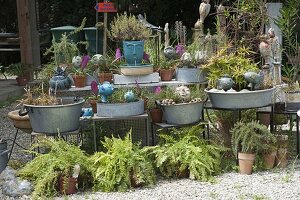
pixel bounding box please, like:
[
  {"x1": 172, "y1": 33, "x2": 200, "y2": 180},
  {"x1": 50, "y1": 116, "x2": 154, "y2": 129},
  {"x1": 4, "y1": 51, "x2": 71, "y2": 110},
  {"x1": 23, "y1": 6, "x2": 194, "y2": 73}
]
[
  {"x1": 91, "y1": 54, "x2": 119, "y2": 83},
  {"x1": 6, "y1": 62, "x2": 31, "y2": 86},
  {"x1": 157, "y1": 86, "x2": 206, "y2": 125},
  {"x1": 203, "y1": 47, "x2": 275, "y2": 109},
  {"x1": 87, "y1": 81, "x2": 99, "y2": 113},
  {"x1": 109, "y1": 13, "x2": 153, "y2": 75},
  {"x1": 231, "y1": 120, "x2": 275, "y2": 174},
  {"x1": 176, "y1": 39, "x2": 208, "y2": 83},
  {"x1": 18, "y1": 84, "x2": 85, "y2": 134},
  {"x1": 109, "y1": 13, "x2": 151, "y2": 65},
  {"x1": 143, "y1": 124, "x2": 226, "y2": 180},
  {"x1": 18, "y1": 137, "x2": 92, "y2": 198},
  {"x1": 158, "y1": 57, "x2": 178, "y2": 81},
  {"x1": 90, "y1": 130, "x2": 155, "y2": 192},
  {"x1": 97, "y1": 84, "x2": 144, "y2": 117}
]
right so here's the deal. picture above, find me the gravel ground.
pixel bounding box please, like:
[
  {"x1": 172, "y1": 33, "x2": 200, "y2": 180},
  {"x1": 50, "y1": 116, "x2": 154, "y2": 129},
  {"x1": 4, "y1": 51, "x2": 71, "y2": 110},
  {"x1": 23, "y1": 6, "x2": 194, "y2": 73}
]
[{"x1": 1, "y1": 103, "x2": 300, "y2": 200}]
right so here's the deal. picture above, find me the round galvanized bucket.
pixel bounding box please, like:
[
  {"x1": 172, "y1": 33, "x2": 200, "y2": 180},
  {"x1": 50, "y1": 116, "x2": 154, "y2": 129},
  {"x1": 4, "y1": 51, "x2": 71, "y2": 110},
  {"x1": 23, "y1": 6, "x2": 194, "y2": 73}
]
[
  {"x1": 176, "y1": 68, "x2": 207, "y2": 83},
  {"x1": 205, "y1": 88, "x2": 275, "y2": 109},
  {"x1": 161, "y1": 102, "x2": 204, "y2": 125},
  {"x1": 97, "y1": 100, "x2": 144, "y2": 117},
  {"x1": 22, "y1": 97, "x2": 84, "y2": 134}
]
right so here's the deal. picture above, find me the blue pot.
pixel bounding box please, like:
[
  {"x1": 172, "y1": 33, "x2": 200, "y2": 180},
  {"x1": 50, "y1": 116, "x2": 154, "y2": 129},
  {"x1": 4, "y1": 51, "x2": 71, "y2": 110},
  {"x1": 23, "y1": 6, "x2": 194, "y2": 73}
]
[{"x1": 123, "y1": 41, "x2": 144, "y2": 65}]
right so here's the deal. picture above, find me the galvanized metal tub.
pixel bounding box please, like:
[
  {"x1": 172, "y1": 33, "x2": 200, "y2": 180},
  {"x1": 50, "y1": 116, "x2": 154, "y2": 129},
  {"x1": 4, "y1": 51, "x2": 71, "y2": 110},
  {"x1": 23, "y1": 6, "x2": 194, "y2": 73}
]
[
  {"x1": 23, "y1": 97, "x2": 84, "y2": 134},
  {"x1": 176, "y1": 68, "x2": 207, "y2": 83},
  {"x1": 205, "y1": 88, "x2": 275, "y2": 109},
  {"x1": 97, "y1": 100, "x2": 144, "y2": 117},
  {"x1": 161, "y1": 102, "x2": 204, "y2": 125}
]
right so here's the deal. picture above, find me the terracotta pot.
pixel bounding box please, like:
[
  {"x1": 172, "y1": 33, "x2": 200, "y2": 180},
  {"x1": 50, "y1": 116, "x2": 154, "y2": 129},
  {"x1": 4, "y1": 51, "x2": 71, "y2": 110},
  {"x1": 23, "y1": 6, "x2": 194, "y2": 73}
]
[
  {"x1": 263, "y1": 151, "x2": 277, "y2": 169},
  {"x1": 98, "y1": 72, "x2": 113, "y2": 83},
  {"x1": 72, "y1": 75, "x2": 86, "y2": 87},
  {"x1": 160, "y1": 69, "x2": 173, "y2": 81},
  {"x1": 16, "y1": 76, "x2": 28, "y2": 86},
  {"x1": 149, "y1": 108, "x2": 163, "y2": 123},
  {"x1": 238, "y1": 152, "x2": 255, "y2": 175},
  {"x1": 276, "y1": 148, "x2": 288, "y2": 168},
  {"x1": 143, "y1": 98, "x2": 148, "y2": 111},
  {"x1": 88, "y1": 99, "x2": 97, "y2": 113},
  {"x1": 7, "y1": 110, "x2": 32, "y2": 133},
  {"x1": 59, "y1": 176, "x2": 77, "y2": 195}
]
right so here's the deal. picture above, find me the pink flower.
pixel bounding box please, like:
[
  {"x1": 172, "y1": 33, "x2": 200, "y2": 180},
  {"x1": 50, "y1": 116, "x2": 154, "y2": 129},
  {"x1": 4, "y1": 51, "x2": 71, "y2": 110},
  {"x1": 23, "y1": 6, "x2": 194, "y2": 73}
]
[{"x1": 175, "y1": 44, "x2": 185, "y2": 57}]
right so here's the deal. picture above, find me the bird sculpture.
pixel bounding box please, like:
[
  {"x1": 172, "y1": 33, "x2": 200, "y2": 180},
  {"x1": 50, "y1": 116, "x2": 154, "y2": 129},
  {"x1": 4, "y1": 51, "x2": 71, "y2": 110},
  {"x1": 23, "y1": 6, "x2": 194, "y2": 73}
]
[
  {"x1": 124, "y1": 90, "x2": 136, "y2": 103},
  {"x1": 199, "y1": 0, "x2": 211, "y2": 23},
  {"x1": 259, "y1": 35, "x2": 272, "y2": 65},
  {"x1": 138, "y1": 14, "x2": 161, "y2": 30}
]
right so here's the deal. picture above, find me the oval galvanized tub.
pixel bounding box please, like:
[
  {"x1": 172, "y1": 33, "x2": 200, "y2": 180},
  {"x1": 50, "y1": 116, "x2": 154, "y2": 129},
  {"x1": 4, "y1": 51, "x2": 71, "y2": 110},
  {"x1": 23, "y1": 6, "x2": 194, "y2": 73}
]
[
  {"x1": 161, "y1": 101, "x2": 204, "y2": 125},
  {"x1": 176, "y1": 68, "x2": 207, "y2": 83},
  {"x1": 24, "y1": 97, "x2": 84, "y2": 134},
  {"x1": 97, "y1": 100, "x2": 144, "y2": 117},
  {"x1": 205, "y1": 88, "x2": 275, "y2": 109}
]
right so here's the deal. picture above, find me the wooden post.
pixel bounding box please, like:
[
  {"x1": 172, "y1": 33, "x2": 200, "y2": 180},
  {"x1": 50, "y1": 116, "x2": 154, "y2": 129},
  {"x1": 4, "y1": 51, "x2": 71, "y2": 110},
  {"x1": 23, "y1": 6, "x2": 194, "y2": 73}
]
[
  {"x1": 16, "y1": 0, "x2": 40, "y2": 81},
  {"x1": 103, "y1": 0, "x2": 108, "y2": 56}
]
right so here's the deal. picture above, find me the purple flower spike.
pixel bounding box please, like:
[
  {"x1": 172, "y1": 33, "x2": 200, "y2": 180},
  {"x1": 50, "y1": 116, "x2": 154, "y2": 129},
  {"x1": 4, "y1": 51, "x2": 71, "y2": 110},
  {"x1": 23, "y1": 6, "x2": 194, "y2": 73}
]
[
  {"x1": 81, "y1": 55, "x2": 90, "y2": 69},
  {"x1": 115, "y1": 48, "x2": 122, "y2": 60},
  {"x1": 91, "y1": 81, "x2": 98, "y2": 96},
  {"x1": 143, "y1": 51, "x2": 150, "y2": 63},
  {"x1": 175, "y1": 44, "x2": 185, "y2": 58}
]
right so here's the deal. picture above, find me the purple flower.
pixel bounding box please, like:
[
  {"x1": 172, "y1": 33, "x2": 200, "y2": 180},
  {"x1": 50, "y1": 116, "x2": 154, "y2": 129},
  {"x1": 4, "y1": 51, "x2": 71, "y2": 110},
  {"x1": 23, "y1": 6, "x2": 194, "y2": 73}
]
[
  {"x1": 143, "y1": 51, "x2": 150, "y2": 62},
  {"x1": 175, "y1": 44, "x2": 185, "y2": 58},
  {"x1": 115, "y1": 48, "x2": 122, "y2": 60},
  {"x1": 153, "y1": 86, "x2": 161, "y2": 94},
  {"x1": 81, "y1": 55, "x2": 90, "y2": 69}
]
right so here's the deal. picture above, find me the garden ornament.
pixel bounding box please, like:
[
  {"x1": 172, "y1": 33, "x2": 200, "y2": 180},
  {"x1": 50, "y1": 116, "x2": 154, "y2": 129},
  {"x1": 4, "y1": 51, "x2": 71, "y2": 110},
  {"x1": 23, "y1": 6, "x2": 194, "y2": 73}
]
[
  {"x1": 195, "y1": 50, "x2": 208, "y2": 64},
  {"x1": 98, "y1": 81, "x2": 114, "y2": 103},
  {"x1": 199, "y1": 0, "x2": 211, "y2": 23},
  {"x1": 217, "y1": 75, "x2": 234, "y2": 91},
  {"x1": 268, "y1": 28, "x2": 280, "y2": 62},
  {"x1": 180, "y1": 52, "x2": 192, "y2": 66},
  {"x1": 91, "y1": 54, "x2": 106, "y2": 65},
  {"x1": 175, "y1": 85, "x2": 191, "y2": 100},
  {"x1": 49, "y1": 66, "x2": 72, "y2": 91},
  {"x1": 72, "y1": 56, "x2": 82, "y2": 68},
  {"x1": 164, "y1": 23, "x2": 170, "y2": 47},
  {"x1": 124, "y1": 90, "x2": 136, "y2": 102},
  {"x1": 82, "y1": 108, "x2": 93, "y2": 118},
  {"x1": 163, "y1": 46, "x2": 176, "y2": 60},
  {"x1": 259, "y1": 35, "x2": 272, "y2": 65},
  {"x1": 138, "y1": 14, "x2": 160, "y2": 30},
  {"x1": 244, "y1": 71, "x2": 261, "y2": 91}
]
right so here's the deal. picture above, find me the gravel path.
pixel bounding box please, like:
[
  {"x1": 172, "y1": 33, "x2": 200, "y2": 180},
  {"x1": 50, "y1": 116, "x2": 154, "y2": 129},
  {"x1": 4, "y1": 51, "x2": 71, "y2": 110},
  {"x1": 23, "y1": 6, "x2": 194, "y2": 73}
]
[{"x1": 1, "y1": 103, "x2": 300, "y2": 200}]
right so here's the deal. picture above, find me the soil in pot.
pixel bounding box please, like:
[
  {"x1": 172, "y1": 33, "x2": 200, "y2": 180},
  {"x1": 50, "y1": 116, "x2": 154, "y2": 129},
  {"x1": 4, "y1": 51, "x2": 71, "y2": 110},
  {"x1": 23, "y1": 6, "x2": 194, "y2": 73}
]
[
  {"x1": 238, "y1": 152, "x2": 255, "y2": 175},
  {"x1": 72, "y1": 75, "x2": 86, "y2": 87},
  {"x1": 276, "y1": 148, "x2": 288, "y2": 168},
  {"x1": 160, "y1": 69, "x2": 173, "y2": 81},
  {"x1": 263, "y1": 151, "x2": 277, "y2": 169},
  {"x1": 59, "y1": 176, "x2": 77, "y2": 195},
  {"x1": 149, "y1": 108, "x2": 163, "y2": 123},
  {"x1": 98, "y1": 72, "x2": 113, "y2": 83}
]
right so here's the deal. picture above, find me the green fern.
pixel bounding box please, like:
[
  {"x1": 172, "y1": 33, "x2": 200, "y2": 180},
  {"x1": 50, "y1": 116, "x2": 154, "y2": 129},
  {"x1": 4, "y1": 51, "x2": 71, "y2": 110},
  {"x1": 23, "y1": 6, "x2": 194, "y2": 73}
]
[
  {"x1": 144, "y1": 123, "x2": 226, "y2": 181},
  {"x1": 90, "y1": 130, "x2": 155, "y2": 192},
  {"x1": 231, "y1": 121, "x2": 276, "y2": 156},
  {"x1": 18, "y1": 137, "x2": 92, "y2": 199}
]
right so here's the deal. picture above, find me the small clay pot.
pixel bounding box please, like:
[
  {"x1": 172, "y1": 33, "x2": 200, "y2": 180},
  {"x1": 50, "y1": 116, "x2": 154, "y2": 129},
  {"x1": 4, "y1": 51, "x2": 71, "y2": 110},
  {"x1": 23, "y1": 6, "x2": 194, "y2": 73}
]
[
  {"x1": 16, "y1": 76, "x2": 28, "y2": 86},
  {"x1": 59, "y1": 176, "x2": 77, "y2": 195},
  {"x1": 98, "y1": 72, "x2": 113, "y2": 83},
  {"x1": 88, "y1": 99, "x2": 98, "y2": 113},
  {"x1": 72, "y1": 75, "x2": 86, "y2": 88},
  {"x1": 160, "y1": 69, "x2": 173, "y2": 81},
  {"x1": 263, "y1": 151, "x2": 277, "y2": 169},
  {"x1": 149, "y1": 108, "x2": 163, "y2": 123},
  {"x1": 238, "y1": 152, "x2": 255, "y2": 175}
]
